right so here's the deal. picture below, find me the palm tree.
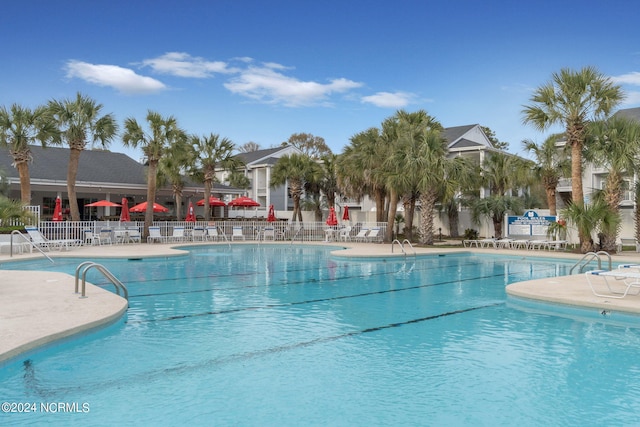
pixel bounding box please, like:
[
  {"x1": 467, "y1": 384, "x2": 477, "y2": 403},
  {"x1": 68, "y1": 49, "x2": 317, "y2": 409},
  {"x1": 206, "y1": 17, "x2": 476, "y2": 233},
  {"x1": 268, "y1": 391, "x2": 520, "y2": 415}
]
[
  {"x1": 122, "y1": 111, "x2": 185, "y2": 236},
  {"x1": 48, "y1": 93, "x2": 118, "y2": 220},
  {"x1": 521, "y1": 133, "x2": 570, "y2": 216},
  {"x1": 0, "y1": 104, "x2": 60, "y2": 203},
  {"x1": 190, "y1": 133, "x2": 241, "y2": 221},
  {"x1": 522, "y1": 66, "x2": 624, "y2": 248},
  {"x1": 337, "y1": 128, "x2": 388, "y2": 222},
  {"x1": 270, "y1": 153, "x2": 322, "y2": 224},
  {"x1": 562, "y1": 199, "x2": 619, "y2": 253},
  {"x1": 318, "y1": 154, "x2": 339, "y2": 210},
  {"x1": 0, "y1": 195, "x2": 35, "y2": 226},
  {"x1": 583, "y1": 116, "x2": 640, "y2": 251},
  {"x1": 157, "y1": 135, "x2": 193, "y2": 221}
]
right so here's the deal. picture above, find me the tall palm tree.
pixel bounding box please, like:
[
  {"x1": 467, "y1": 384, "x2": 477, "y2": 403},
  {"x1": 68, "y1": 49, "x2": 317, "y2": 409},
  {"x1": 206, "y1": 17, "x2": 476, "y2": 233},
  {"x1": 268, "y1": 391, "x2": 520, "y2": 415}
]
[
  {"x1": 122, "y1": 111, "x2": 185, "y2": 236},
  {"x1": 522, "y1": 66, "x2": 624, "y2": 247},
  {"x1": 583, "y1": 116, "x2": 640, "y2": 251},
  {"x1": 190, "y1": 133, "x2": 241, "y2": 221},
  {"x1": 562, "y1": 198, "x2": 618, "y2": 253},
  {"x1": 48, "y1": 93, "x2": 118, "y2": 220},
  {"x1": 337, "y1": 127, "x2": 388, "y2": 222},
  {"x1": 319, "y1": 154, "x2": 339, "y2": 209},
  {"x1": 157, "y1": 135, "x2": 193, "y2": 221},
  {"x1": 0, "y1": 104, "x2": 60, "y2": 203},
  {"x1": 521, "y1": 133, "x2": 570, "y2": 216},
  {"x1": 270, "y1": 153, "x2": 322, "y2": 224}
]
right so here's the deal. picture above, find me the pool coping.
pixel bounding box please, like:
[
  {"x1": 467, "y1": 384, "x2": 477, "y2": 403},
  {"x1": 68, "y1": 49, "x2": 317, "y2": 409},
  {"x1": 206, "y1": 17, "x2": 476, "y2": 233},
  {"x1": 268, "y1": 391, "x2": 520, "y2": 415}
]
[{"x1": 2, "y1": 241, "x2": 640, "y2": 363}]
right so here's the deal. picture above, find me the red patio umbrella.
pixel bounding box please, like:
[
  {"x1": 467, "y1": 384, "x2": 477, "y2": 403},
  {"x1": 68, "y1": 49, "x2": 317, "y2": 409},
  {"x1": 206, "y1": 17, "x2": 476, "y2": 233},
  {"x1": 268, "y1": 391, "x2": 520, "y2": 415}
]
[
  {"x1": 228, "y1": 196, "x2": 260, "y2": 207},
  {"x1": 185, "y1": 201, "x2": 196, "y2": 222},
  {"x1": 119, "y1": 198, "x2": 131, "y2": 222},
  {"x1": 326, "y1": 207, "x2": 338, "y2": 226},
  {"x1": 267, "y1": 204, "x2": 276, "y2": 222},
  {"x1": 85, "y1": 200, "x2": 122, "y2": 207},
  {"x1": 52, "y1": 197, "x2": 63, "y2": 221},
  {"x1": 196, "y1": 196, "x2": 227, "y2": 206},
  {"x1": 342, "y1": 205, "x2": 350, "y2": 221},
  {"x1": 129, "y1": 201, "x2": 169, "y2": 213}
]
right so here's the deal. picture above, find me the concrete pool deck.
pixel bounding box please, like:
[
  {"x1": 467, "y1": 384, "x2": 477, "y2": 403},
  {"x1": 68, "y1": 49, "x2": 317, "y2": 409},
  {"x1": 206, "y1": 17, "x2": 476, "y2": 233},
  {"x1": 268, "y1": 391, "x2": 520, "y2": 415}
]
[{"x1": 2, "y1": 241, "x2": 640, "y2": 364}]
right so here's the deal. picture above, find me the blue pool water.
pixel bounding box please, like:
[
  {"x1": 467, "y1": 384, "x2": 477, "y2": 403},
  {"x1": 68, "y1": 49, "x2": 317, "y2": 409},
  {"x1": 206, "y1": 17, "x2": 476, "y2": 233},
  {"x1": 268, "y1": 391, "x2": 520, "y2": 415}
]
[{"x1": 2, "y1": 245, "x2": 640, "y2": 426}]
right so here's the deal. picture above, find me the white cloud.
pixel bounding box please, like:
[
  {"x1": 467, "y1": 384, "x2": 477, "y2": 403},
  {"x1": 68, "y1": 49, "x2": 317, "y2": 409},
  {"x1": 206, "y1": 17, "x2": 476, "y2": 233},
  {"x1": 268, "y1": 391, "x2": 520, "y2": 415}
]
[
  {"x1": 621, "y1": 90, "x2": 640, "y2": 105},
  {"x1": 65, "y1": 60, "x2": 165, "y2": 94},
  {"x1": 361, "y1": 91, "x2": 416, "y2": 108},
  {"x1": 141, "y1": 52, "x2": 236, "y2": 78},
  {"x1": 224, "y1": 63, "x2": 363, "y2": 107},
  {"x1": 611, "y1": 71, "x2": 640, "y2": 86}
]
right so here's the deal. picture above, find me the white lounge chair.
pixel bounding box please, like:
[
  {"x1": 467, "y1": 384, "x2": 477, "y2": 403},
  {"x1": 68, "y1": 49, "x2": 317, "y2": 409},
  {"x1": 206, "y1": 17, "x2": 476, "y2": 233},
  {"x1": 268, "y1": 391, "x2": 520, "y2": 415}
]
[
  {"x1": 232, "y1": 226, "x2": 245, "y2": 241},
  {"x1": 263, "y1": 226, "x2": 275, "y2": 240},
  {"x1": 585, "y1": 269, "x2": 640, "y2": 298},
  {"x1": 169, "y1": 227, "x2": 186, "y2": 242},
  {"x1": 339, "y1": 226, "x2": 352, "y2": 241},
  {"x1": 366, "y1": 227, "x2": 382, "y2": 243},
  {"x1": 126, "y1": 227, "x2": 142, "y2": 243},
  {"x1": 25, "y1": 226, "x2": 81, "y2": 251},
  {"x1": 192, "y1": 227, "x2": 206, "y2": 242},
  {"x1": 206, "y1": 226, "x2": 220, "y2": 241},
  {"x1": 99, "y1": 228, "x2": 113, "y2": 245},
  {"x1": 354, "y1": 228, "x2": 369, "y2": 242},
  {"x1": 147, "y1": 226, "x2": 166, "y2": 243},
  {"x1": 84, "y1": 229, "x2": 101, "y2": 246}
]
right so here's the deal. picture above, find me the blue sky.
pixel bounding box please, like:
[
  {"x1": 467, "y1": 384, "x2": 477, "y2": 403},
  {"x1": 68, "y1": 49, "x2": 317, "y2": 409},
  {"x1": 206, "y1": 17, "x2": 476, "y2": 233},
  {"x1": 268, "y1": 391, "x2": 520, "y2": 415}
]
[{"x1": 2, "y1": 0, "x2": 640, "y2": 161}]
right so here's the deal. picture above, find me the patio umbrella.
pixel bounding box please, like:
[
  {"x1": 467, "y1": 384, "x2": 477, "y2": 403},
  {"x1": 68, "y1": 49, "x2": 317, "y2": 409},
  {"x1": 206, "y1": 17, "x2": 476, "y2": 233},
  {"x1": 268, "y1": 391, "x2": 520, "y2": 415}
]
[
  {"x1": 228, "y1": 196, "x2": 260, "y2": 207},
  {"x1": 52, "y1": 197, "x2": 63, "y2": 222},
  {"x1": 129, "y1": 201, "x2": 169, "y2": 213},
  {"x1": 196, "y1": 196, "x2": 226, "y2": 206},
  {"x1": 85, "y1": 200, "x2": 122, "y2": 207},
  {"x1": 119, "y1": 198, "x2": 130, "y2": 222},
  {"x1": 185, "y1": 201, "x2": 196, "y2": 222},
  {"x1": 267, "y1": 204, "x2": 276, "y2": 222},
  {"x1": 326, "y1": 207, "x2": 338, "y2": 226},
  {"x1": 342, "y1": 205, "x2": 350, "y2": 221}
]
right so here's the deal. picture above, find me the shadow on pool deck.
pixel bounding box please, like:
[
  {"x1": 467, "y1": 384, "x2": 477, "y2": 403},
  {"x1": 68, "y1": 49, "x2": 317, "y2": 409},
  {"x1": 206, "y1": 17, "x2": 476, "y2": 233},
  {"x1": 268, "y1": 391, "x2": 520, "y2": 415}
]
[{"x1": 2, "y1": 241, "x2": 640, "y2": 363}]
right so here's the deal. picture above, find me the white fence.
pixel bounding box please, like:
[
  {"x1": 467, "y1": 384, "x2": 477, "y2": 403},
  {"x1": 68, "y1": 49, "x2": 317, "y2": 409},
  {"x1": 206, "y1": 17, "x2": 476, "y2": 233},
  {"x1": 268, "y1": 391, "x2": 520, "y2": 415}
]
[{"x1": 34, "y1": 220, "x2": 388, "y2": 243}]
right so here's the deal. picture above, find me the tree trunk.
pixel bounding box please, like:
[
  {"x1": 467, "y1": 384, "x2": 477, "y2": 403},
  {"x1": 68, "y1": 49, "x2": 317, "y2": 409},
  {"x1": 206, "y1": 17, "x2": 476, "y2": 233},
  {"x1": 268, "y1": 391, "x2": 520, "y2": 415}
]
[
  {"x1": 67, "y1": 148, "x2": 82, "y2": 221},
  {"x1": 404, "y1": 195, "x2": 416, "y2": 240},
  {"x1": 493, "y1": 214, "x2": 503, "y2": 239},
  {"x1": 203, "y1": 179, "x2": 212, "y2": 221},
  {"x1": 419, "y1": 189, "x2": 437, "y2": 245},
  {"x1": 374, "y1": 187, "x2": 386, "y2": 222},
  {"x1": 546, "y1": 187, "x2": 557, "y2": 216},
  {"x1": 570, "y1": 140, "x2": 587, "y2": 247},
  {"x1": 385, "y1": 189, "x2": 398, "y2": 243},
  {"x1": 144, "y1": 161, "x2": 158, "y2": 238},
  {"x1": 16, "y1": 161, "x2": 31, "y2": 204},
  {"x1": 447, "y1": 203, "x2": 460, "y2": 238}
]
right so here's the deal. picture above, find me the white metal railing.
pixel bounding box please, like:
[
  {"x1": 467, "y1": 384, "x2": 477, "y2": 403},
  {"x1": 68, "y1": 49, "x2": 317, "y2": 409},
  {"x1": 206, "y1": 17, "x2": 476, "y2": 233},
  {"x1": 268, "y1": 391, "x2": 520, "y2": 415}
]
[{"x1": 33, "y1": 220, "x2": 388, "y2": 243}]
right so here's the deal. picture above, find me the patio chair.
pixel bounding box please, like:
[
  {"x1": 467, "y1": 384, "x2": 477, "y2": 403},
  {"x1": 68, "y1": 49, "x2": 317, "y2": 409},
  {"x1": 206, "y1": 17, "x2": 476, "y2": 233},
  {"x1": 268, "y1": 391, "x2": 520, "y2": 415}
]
[
  {"x1": 206, "y1": 226, "x2": 220, "y2": 241},
  {"x1": 192, "y1": 227, "x2": 206, "y2": 242},
  {"x1": 232, "y1": 226, "x2": 245, "y2": 241},
  {"x1": 99, "y1": 228, "x2": 113, "y2": 245},
  {"x1": 585, "y1": 269, "x2": 640, "y2": 299},
  {"x1": 126, "y1": 227, "x2": 142, "y2": 243},
  {"x1": 84, "y1": 229, "x2": 101, "y2": 246},
  {"x1": 147, "y1": 226, "x2": 166, "y2": 243},
  {"x1": 354, "y1": 227, "x2": 369, "y2": 242},
  {"x1": 263, "y1": 226, "x2": 275, "y2": 240},
  {"x1": 339, "y1": 226, "x2": 352, "y2": 241},
  {"x1": 169, "y1": 227, "x2": 186, "y2": 242}
]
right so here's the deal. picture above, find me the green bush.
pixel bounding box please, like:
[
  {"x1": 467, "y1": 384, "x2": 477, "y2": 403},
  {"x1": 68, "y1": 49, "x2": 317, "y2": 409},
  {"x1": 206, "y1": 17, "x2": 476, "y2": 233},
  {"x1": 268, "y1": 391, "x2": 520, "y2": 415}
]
[{"x1": 463, "y1": 228, "x2": 479, "y2": 240}]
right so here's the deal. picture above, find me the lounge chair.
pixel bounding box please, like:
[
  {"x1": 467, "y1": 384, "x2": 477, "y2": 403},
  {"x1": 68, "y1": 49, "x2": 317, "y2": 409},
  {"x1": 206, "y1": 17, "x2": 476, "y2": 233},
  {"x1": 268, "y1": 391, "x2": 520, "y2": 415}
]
[
  {"x1": 366, "y1": 227, "x2": 382, "y2": 243},
  {"x1": 25, "y1": 226, "x2": 81, "y2": 251},
  {"x1": 169, "y1": 227, "x2": 186, "y2": 242},
  {"x1": 191, "y1": 227, "x2": 206, "y2": 242},
  {"x1": 126, "y1": 227, "x2": 142, "y2": 243},
  {"x1": 354, "y1": 227, "x2": 369, "y2": 242},
  {"x1": 147, "y1": 226, "x2": 166, "y2": 243},
  {"x1": 585, "y1": 269, "x2": 640, "y2": 298},
  {"x1": 232, "y1": 226, "x2": 245, "y2": 241},
  {"x1": 496, "y1": 238, "x2": 513, "y2": 249},
  {"x1": 263, "y1": 226, "x2": 275, "y2": 241},
  {"x1": 99, "y1": 228, "x2": 113, "y2": 245},
  {"x1": 206, "y1": 226, "x2": 220, "y2": 241},
  {"x1": 84, "y1": 229, "x2": 101, "y2": 246},
  {"x1": 478, "y1": 238, "x2": 496, "y2": 248}
]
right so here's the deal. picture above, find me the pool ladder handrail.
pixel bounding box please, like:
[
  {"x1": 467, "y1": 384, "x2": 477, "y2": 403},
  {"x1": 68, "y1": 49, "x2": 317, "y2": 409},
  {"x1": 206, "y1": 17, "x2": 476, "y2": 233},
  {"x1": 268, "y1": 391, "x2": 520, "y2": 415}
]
[
  {"x1": 290, "y1": 224, "x2": 304, "y2": 244},
  {"x1": 391, "y1": 239, "x2": 416, "y2": 257},
  {"x1": 75, "y1": 261, "x2": 129, "y2": 301},
  {"x1": 216, "y1": 225, "x2": 231, "y2": 247},
  {"x1": 10, "y1": 230, "x2": 54, "y2": 263},
  {"x1": 569, "y1": 250, "x2": 612, "y2": 274}
]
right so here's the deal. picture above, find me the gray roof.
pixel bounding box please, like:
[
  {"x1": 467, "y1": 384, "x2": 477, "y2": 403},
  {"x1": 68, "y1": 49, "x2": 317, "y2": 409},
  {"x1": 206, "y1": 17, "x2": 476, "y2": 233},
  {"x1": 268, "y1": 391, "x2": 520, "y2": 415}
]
[
  {"x1": 614, "y1": 107, "x2": 640, "y2": 121},
  {"x1": 443, "y1": 124, "x2": 477, "y2": 144},
  {"x1": 236, "y1": 146, "x2": 288, "y2": 165},
  {"x1": 0, "y1": 145, "x2": 147, "y2": 184}
]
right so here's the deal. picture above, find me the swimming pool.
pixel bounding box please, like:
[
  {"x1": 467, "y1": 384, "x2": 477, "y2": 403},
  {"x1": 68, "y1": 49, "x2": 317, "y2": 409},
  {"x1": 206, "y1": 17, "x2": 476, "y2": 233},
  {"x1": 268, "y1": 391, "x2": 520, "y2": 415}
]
[{"x1": 2, "y1": 245, "x2": 640, "y2": 426}]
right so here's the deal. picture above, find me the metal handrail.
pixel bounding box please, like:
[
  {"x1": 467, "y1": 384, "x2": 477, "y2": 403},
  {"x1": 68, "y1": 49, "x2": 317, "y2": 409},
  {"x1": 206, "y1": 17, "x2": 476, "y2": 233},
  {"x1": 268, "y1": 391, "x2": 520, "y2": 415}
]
[
  {"x1": 291, "y1": 224, "x2": 304, "y2": 244},
  {"x1": 569, "y1": 251, "x2": 612, "y2": 274},
  {"x1": 75, "y1": 261, "x2": 128, "y2": 301},
  {"x1": 391, "y1": 239, "x2": 406, "y2": 255},
  {"x1": 216, "y1": 225, "x2": 231, "y2": 247},
  {"x1": 10, "y1": 230, "x2": 54, "y2": 263},
  {"x1": 402, "y1": 239, "x2": 417, "y2": 257}
]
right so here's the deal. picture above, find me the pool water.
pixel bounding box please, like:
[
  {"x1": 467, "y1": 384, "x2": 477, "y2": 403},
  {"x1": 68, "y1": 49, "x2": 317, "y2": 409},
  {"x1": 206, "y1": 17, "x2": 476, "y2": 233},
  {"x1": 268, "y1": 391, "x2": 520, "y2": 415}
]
[{"x1": 2, "y1": 245, "x2": 640, "y2": 426}]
